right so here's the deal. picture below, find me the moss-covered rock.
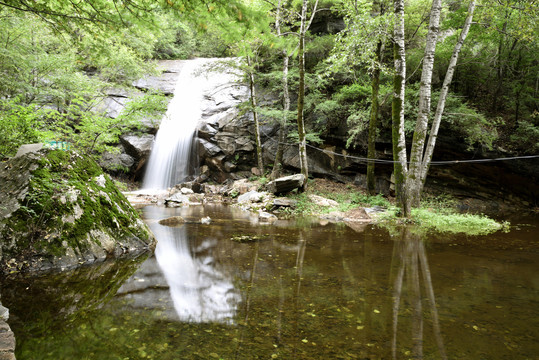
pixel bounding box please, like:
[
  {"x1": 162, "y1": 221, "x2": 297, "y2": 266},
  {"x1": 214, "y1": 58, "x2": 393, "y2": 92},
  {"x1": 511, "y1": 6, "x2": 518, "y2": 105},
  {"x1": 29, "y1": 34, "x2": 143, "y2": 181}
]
[{"x1": 0, "y1": 149, "x2": 155, "y2": 274}]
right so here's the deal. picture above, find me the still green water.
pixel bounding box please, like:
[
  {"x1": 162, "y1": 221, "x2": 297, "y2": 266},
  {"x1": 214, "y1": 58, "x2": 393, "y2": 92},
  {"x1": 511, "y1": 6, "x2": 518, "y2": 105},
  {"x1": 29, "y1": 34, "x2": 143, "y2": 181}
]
[{"x1": 2, "y1": 205, "x2": 538, "y2": 359}]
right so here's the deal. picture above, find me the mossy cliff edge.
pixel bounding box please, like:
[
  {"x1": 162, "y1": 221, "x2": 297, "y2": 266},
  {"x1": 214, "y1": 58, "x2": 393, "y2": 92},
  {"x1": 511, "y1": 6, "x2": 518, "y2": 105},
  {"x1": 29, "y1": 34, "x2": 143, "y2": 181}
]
[{"x1": 0, "y1": 149, "x2": 155, "y2": 274}]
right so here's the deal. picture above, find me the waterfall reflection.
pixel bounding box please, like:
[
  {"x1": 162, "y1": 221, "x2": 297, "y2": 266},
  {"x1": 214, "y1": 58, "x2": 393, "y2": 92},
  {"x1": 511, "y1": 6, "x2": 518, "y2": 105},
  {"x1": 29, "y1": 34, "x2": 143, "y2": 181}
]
[
  {"x1": 391, "y1": 228, "x2": 447, "y2": 360},
  {"x1": 149, "y1": 212, "x2": 240, "y2": 324}
]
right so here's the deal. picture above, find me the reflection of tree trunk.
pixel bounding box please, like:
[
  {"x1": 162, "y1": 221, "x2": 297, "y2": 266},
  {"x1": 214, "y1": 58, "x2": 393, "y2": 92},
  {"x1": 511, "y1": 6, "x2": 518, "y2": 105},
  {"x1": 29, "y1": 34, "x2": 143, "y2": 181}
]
[
  {"x1": 293, "y1": 234, "x2": 307, "y2": 357},
  {"x1": 234, "y1": 241, "x2": 259, "y2": 359},
  {"x1": 418, "y1": 240, "x2": 447, "y2": 360},
  {"x1": 276, "y1": 272, "x2": 285, "y2": 343},
  {"x1": 390, "y1": 228, "x2": 447, "y2": 359},
  {"x1": 409, "y1": 239, "x2": 423, "y2": 359},
  {"x1": 392, "y1": 236, "x2": 405, "y2": 360}
]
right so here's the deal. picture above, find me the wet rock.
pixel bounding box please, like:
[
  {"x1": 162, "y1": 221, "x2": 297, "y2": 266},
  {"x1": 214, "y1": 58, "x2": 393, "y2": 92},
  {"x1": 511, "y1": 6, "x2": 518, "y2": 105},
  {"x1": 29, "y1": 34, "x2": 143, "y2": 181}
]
[{"x1": 266, "y1": 174, "x2": 305, "y2": 194}]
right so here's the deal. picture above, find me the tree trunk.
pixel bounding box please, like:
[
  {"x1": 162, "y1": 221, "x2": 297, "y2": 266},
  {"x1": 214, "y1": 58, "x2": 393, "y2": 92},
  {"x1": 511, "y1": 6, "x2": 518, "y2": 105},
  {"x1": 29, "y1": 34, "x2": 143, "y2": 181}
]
[
  {"x1": 366, "y1": 0, "x2": 385, "y2": 196},
  {"x1": 406, "y1": 0, "x2": 442, "y2": 210},
  {"x1": 367, "y1": 39, "x2": 382, "y2": 195},
  {"x1": 391, "y1": 0, "x2": 409, "y2": 215},
  {"x1": 247, "y1": 54, "x2": 264, "y2": 175},
  {"x1": 271, "y1": 0, "x2": 290, "y2": 180},
  {"x1": 420, "y1": 1, "x2": 476, "y2": 187},
  {"x1": 296, "y1": 0, "x2": 310, "y2": 185}
]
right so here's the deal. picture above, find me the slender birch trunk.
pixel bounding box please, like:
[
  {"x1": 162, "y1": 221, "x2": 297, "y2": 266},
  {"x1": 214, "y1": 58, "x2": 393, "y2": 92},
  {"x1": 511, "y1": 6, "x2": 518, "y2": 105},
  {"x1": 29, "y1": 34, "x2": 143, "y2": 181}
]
[
  {"x1": 406, "y1": 0, "x2": 442, "y2": 211},
  {"x1": 296, "y1": 0, "x2": 310, "y2": 184},
  {"x1": 391, "y1": 0, "x2": 408, "y2": 214},
  {"x1": 420, "y1": 0, "x2": 476, "y2": 186}
]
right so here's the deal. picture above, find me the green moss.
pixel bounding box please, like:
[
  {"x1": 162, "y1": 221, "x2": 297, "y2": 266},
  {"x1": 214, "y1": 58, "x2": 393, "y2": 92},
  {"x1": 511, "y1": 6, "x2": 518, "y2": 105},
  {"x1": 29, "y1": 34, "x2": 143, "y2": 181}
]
[{"x1": 2, "y1": 149, "x2": 151, "y2": 261}]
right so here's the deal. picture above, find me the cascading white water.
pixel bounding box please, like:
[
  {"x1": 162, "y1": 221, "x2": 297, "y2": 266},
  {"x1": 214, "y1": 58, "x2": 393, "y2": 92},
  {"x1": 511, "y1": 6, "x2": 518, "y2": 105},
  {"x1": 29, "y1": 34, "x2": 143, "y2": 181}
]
[{"x1": 143, "y1": 58, "x2": 213, "y2": 190}]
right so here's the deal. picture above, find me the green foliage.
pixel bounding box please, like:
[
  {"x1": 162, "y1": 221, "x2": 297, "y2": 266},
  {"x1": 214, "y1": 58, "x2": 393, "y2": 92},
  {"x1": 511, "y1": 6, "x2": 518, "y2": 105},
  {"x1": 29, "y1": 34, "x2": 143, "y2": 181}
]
[
  {"x1": 403, "y1": 84, "x2": 499, "y2": 150},
  {"x1": 0, "y1": 99, "x2": 47, "y2": 158},
  {"x1": 509, "y1": 115, "x2": 539, "y2": 154},
  {"x1": 327, "y1": 0, "x2": 392, "y2": 75}
]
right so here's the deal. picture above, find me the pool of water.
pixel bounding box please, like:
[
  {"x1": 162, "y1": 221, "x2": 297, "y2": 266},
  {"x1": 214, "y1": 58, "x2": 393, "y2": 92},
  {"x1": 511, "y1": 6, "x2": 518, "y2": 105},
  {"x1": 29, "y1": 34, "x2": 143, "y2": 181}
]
[{"x1": 2, "y1": 205, "x2": 538, "y2": 359}]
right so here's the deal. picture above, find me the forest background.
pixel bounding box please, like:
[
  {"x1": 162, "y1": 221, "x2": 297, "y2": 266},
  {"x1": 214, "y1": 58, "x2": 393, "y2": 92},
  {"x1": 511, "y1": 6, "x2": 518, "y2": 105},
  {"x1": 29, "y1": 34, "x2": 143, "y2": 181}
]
[{"x1": 0, "y1": 0, "x2": 537, "y2": 207}]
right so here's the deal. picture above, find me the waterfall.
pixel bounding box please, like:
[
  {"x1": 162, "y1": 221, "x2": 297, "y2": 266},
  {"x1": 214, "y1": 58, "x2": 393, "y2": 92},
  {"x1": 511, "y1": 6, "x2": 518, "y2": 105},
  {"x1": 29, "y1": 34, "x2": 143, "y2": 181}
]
[{"x1": 143, "y1": 58, "x2": 214, "y2": 190}]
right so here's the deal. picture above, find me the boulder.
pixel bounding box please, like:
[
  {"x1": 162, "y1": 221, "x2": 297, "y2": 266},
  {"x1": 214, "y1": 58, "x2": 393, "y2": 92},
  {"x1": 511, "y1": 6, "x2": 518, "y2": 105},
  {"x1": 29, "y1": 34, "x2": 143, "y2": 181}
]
[
  {"x1": 120, "y1": 134, "x2": 154, "y2": 161},
  {"x1": 309, "y1": 194, "x2": 339, "y2": 207},
  {"x1": 164, "y1": 193, "x2": 190, "y2": 206},
  {"x1": 99, "y1": 147, "x2": 135, "y2": 173},
  {"x1": 0, "y1": 149, "x2": 155, "y2": 274},
  {"x1": 266, "y1": 174, "x2": 306, "y2": 194},
  {"x1": 237, "y1": 190, "x2": 264, "y2": 204}
]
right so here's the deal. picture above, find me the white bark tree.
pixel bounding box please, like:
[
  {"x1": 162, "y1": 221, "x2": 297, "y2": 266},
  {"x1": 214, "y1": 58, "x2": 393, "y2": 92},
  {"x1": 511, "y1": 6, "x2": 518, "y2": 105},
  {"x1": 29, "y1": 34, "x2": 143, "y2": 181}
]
[{"x1": 392, "y1": 0, "x2": 476, "y2": 217}]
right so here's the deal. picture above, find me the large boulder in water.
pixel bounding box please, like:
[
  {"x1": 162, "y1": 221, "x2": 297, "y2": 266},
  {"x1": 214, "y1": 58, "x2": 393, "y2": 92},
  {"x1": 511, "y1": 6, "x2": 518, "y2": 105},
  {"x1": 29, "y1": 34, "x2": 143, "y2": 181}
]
[{"x1": 0, "y1": 148, "x2": 156, "y2": 274}]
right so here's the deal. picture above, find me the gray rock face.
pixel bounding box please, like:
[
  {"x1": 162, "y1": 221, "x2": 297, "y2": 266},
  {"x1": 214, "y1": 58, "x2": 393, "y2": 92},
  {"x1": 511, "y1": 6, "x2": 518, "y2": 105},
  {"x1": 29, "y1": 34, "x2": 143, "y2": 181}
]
[
  {"x1": 133, "y1": 60, "x2": 184, "y2": 95},
  {"x1": 0, "y1": 148, "x2": 155, "y2": 274},
  {"x1": 120, "y1": 134, "x2": 155, "y2": 161}
]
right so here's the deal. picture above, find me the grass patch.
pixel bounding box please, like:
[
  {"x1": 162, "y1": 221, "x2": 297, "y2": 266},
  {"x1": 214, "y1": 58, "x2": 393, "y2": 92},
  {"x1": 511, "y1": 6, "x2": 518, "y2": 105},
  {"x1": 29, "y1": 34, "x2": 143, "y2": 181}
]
[{"x1": 376, "y1": 199, "x2": 509, "y2": 236}]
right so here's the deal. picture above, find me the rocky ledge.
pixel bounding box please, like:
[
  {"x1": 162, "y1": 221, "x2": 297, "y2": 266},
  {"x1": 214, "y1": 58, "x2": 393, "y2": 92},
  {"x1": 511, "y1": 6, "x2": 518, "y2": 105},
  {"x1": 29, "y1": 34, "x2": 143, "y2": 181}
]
[{"x1": 0, "y1": 148, "x2": 156, "y2": 274}]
